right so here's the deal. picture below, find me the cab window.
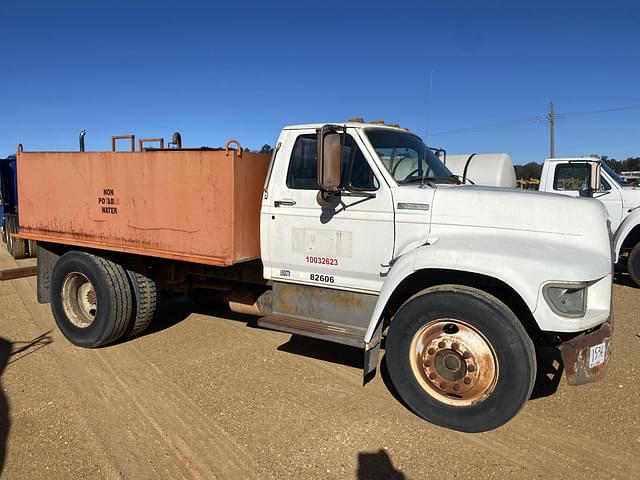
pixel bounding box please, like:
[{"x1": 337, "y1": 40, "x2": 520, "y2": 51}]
[
  {"x1": 286, "y1": 134, "x2": 379, "y2": 191},
  {"x1": 553, "y1": 164, "x2": 591, "y2": 191}
]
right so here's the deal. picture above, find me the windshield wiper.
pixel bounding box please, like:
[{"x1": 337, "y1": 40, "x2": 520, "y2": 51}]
[{"x1": 403, "y1": 176, "x2": 457, "y2": 185}]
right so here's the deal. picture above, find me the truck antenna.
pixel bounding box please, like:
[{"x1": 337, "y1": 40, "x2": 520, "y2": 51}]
[{"x1": 425, "y1": 69, "x2": 434, "y2": 145}]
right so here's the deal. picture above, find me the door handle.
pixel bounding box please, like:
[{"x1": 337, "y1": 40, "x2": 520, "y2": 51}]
[{"x1": 274, "y1": 199, "x2": 296, "y2": 207}]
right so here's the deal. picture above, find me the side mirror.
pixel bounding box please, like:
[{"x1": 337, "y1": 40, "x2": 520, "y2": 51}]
[
  {"x1": 579, "y1": 162, "x2": 601, "y2": 197},
  {"x1": 317, "y1": 126, "x2": 342, "y2": 192},
  {"x1": 591, "y1": 162, "x2": 601, "y2": 192}
]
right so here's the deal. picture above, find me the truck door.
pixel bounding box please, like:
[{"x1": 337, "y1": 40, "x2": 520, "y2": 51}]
[
  {"x1": 597, "y1": 174, "x2": 624, "y2": 231},
  {"x1": 263, "y1": 129, "x2": 394, "y2": 293},
  {"x1": 550, "y1": 162, "x2": 623, "y2": 229}
]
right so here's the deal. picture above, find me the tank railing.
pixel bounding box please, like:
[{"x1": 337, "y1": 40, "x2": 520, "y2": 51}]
[
  {"x1": 112, "y1": 135, "x2": 136, "y2": 152},
  {"x1": 225, "y1": 139, "x2": 242, "y2": 158},
  {"x1": 139, "y1": 138, "x2": 165, "y2": 151}
]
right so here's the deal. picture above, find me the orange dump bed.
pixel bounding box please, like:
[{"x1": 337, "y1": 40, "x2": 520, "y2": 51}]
[{"x1": 16, "y1": 149, "x2": 271, "y2": 266}]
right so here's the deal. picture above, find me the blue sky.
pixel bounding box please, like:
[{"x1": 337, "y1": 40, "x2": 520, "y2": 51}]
[{"x1": 1, "y1": 0, "x2": 638, "y2": 164}]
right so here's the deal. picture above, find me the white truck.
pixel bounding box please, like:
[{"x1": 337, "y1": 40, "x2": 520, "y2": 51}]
[
  {"x1": 539, "y1": 157, "x2": 640, "y2": 285},
  {"x1": 15, "y1": 122, "x2": 613, "y2": 433}
]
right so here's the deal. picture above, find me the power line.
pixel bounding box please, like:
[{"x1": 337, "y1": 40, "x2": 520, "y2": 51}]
[{"x1": 430, "y1": 103, "x2": 640, "y2": 137}]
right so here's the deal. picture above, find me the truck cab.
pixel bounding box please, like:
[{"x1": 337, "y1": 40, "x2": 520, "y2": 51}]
[{"x1": 540, "y1": 157, "x2": 640, "y2": 284}]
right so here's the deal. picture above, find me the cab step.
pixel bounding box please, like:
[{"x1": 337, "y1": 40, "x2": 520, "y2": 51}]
[{"x1": 258, "y1": 315, "x2": 365, "y2": 348}]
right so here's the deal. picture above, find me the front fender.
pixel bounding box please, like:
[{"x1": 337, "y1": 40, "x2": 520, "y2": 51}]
[
  {"x1": 613, "y1": 209, "x2": 640, "y2": 259},
  {"x1": 364, "y1": 231, "x2": 612, "y2": 346}
]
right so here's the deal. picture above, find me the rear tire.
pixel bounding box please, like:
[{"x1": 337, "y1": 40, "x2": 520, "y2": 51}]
[
  {"x1": 125, "y1": 265, "x2": 157, "y2": 337},
  {"x1": 385, "y1": 285, "x2": 536, "y2": 432},
  {"x1": 50, "y1": 251, "x2": 133, "y2": 348},
  {"x1": 27, "y1": 240, "x2": 38, "y2": 258},
  {"x1": 627, "y1": 243, "x2": 640, "y2": 287},
  {"x1": 5, "y1": 214, "x2": 27, "y2": 259}
]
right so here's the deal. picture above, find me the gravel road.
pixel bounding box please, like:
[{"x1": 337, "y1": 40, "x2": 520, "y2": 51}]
[{"x1": 0, "y1": 249, "x2": 638, "y2": 479}]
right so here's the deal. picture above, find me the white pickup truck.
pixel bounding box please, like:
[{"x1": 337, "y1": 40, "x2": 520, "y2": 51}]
[
  {"x1": 16, "y1": 122, "x2": 613, "y2": 432},
  {"x1": 539, "y1": 157, "x2": 640, "y2": 285}
]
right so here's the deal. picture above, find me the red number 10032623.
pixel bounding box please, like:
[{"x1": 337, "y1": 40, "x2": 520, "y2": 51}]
[{"x1": 305, "y1": 256, "x2": 338, "y2": 266}]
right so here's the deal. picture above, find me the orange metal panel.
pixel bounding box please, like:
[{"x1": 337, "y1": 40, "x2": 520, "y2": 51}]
[{"x1": 16, "y1": 149, "x2": 270, "y2": 266}]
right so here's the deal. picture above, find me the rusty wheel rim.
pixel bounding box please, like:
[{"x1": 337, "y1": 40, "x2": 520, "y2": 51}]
[
  {"x1": 409, "y1": 319, "x2": 498, "y2": 406},
  {"x1": 61, "y1": 272, "x2": 97, "y2": 328}
]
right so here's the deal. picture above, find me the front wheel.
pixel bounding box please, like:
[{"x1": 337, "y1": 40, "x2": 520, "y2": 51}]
[
  {"x1": 627, "y1": 243, "x2": 640, "y2": 287},
  {"x1": 385, "y1": 285, "x2": 536, "y2": 432}
]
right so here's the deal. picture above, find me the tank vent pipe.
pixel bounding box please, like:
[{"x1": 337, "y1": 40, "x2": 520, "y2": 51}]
[
  {"x1": 170, "y1": 131, "x2": 182, "y2": 149},
  {"x1": 79, "y1": 130, "x2": 86, "y2": 152}
]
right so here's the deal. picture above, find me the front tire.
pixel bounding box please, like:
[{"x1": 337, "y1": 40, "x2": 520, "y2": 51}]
[
  {"x1": 627, "y1": 243, "x2": 640, "y2": 287},
  {"x1": 385, "y1": 285, "x2": 536, "y2": 432},
  {"x1": 51, "y1": 251, "x2": 133, "y2": 348}
]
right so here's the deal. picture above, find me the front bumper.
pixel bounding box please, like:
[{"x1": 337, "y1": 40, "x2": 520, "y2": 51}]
[{"x1": 558, "y1": 312, "x2": 613, "y2": 386}]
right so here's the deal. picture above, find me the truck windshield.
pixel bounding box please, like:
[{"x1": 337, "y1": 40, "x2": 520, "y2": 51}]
[
  {"x1": 366, "y1": 129, "x2": 456, "y2": 184},
  {"x1": 602, "y1": 163, "x2": 629, "y2": 187}
]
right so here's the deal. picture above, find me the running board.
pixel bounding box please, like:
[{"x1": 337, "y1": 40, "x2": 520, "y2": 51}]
[{"x1": 257, "y1": 315, "x2": 365, "y2": 348}]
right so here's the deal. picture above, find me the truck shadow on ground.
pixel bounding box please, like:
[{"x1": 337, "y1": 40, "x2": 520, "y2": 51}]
[
  {"x1": 357, "y1": 450, "x2": 405, "y2": 480},
  {"x1": 146, "y1": 297, "x2": 563, "y2": 402},
  {"x1": 142, "y1": 295, "x2": 261, "y2": 338},
  {"x1": 276, "y1": 336, "x2": 363, "y2": 369},
  {"x1": 1, "y1": 337, "x2": 12, "y2": 475},
  {"x1": 6, "y1": 331, "x2": 53, "y2": 366},
  {"x1": 146, "y1": 296, "x2": 366, "y2": 369},
  {"x1": 614, "y1": 271, "x2": 637, "y2": 288}
]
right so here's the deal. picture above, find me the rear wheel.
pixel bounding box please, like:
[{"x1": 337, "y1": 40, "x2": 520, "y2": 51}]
[
  {"x1": 51, "y1": 251, "x2": 133, "y2": 348},
  {"x1": 125, "y1": 265, "x2": 157, "y2": 337},
  {"x1": 385, "y1": 285, "x2": 536, "y2": 432},
  {"x1": 627, "y1": 243, "x2": 640, "y2": 287},
  {"x1": 27, "y1": 240, "x2": 38, "y2": 258},
  {"x1": 5, "y1": 214, "x2": 27, "y2": 259}
]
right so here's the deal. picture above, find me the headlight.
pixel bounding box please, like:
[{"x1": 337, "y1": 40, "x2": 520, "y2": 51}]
[{"x1": 543, "y1": 283, "x2": 588, "y2": 318}]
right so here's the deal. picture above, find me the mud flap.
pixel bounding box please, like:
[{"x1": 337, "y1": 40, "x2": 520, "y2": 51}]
[
  {"x1": 363, "y1": 320, "x2": 383, "y2": 385},
  {"x1": 558, "y1": 314, "x2": 613, "y2": 386}
]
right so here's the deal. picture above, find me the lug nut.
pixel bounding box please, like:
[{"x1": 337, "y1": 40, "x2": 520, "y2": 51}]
[
  {"x1": 438, "y1": 341, "x2": 446, "y2": 349},
  {"x1": 424, "y1": 360, "x2": 432, "y2": 368},
  {"x1": 451, "y1": 342, "x2": 460, "y2": 350},
  {"x1": 463, "y1": 377, "x2": 471, "y2": 385},
  {"x1": 429, "y1": 373, "x2": 437, "y2": 380},
  {"x1": 453, "y1": 384, "x2": 460, "y2": 391},
  {"x1": 462, "y1": 351, "x2": 471, "y2": 359},
  {"x1": 467, "y1": 364, "x2": 476, "y2": 373},
  {"x1": 440, "y1": 382, "x2": 448, "y2": 390},
  {"x1": 427, "y1": 348, "x2": 436, "y2": 355}
]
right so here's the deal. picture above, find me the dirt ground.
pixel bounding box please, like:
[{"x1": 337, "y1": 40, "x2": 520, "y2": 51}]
[{"x1": 0, "y1": 248, "x2": 638, "y2": 480}]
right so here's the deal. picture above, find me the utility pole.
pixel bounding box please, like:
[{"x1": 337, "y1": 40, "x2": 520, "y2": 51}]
[{"x1": 548, "y1": 102, "x2": 555, "y2": 158}]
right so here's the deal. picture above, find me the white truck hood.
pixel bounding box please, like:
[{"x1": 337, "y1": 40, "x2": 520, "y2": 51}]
[{"x1": 429, "y1": 185, "x2": 608, "y2": 239}]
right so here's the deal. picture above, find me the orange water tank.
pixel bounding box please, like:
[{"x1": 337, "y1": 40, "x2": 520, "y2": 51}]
[{"x1": 16, "y1": 146, "x2": 270, "y2": 266}]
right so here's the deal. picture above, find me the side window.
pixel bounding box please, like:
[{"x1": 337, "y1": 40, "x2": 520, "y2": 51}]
[
  {"x1": 286, "y1": 134, "x2": 379, "y2": 191},
  {"x1": 287, "y1": 135, "x2": 319, "y2": 189},
  {"x1": 553, "y1": 164, "x2": 591, "y2": 191},
  {"x1": 601, "y1": 177, "x2": 611, "y2": 191}
]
